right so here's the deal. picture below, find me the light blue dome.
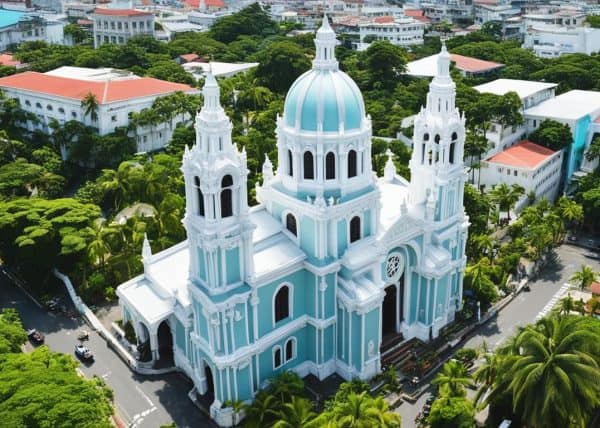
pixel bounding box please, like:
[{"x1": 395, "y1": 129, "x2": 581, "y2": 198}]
[{"x1": 283, "y1": 68, "x2": 365, "y2": 133}]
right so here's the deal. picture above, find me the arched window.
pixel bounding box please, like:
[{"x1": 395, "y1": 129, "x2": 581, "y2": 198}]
[
  {"x1": 286, "y1": 213, "x2": 297, "y2": 236},
  {"x1": 285, "y1": 338, "x2": 295, "y2": 362},
  {"x1": 274, "y1": 285, "x2": 290, "y2": 323},
  {"x1": 46, "y1": 105, "x2": 53, "y2": 111},
  {"x1": 303, "y1": 151, "x2": 314, "y2": 180},
  {"x1": 350, "y1": 216, "x2": 361, "y2": 243},
  {"x1": 24, "y1": 100, "x2": 31, "y2": 107},
  {"x1": 288, "y1": 150, "x2": 293, "y2": 176},
  {"x1": 58, "y1": 107, "x2": 65, "y2": 114},
  {"x1": 35, "y1": 102, "x2": 42, "y2": 109},
  {"x1": 423, "y1": 133, "x2": 429, "y2": 141},
  {"x1": 220, "y1": 174, "x2": 233, "y2": 218},
  {"x1": 421, "y1": 144, "x2": 426, "y2": 164},
  {"x1": 449, "y1": 132, "x2": 457, "y2": 164},
  {"x1": 325, "y1": 152, "x2": 335, "y2": 180},
  {"x1": 273, "y1": 347, "x2": 282, "y2": 369},
  {"x1": 434, "y1": 134, "x2": 440, "y2": 144},
  {"x1": 348, "y1": 150, "x2": 357, "y2": 178},
  {"x1": 194, "y1": 176, "x2": 205, "y2": 217}
]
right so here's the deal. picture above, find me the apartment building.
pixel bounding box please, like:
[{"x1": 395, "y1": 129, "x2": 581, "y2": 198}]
[{"x1": 92, "y1": 8, "x2": 155, "y2": 48}]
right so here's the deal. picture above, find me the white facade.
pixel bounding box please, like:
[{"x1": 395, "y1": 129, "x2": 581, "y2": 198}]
[
  {"x1": 92, "y1": 9, "x2": 155, "y2": 48},
  {"x1": 523, "y1": 25, "x2": 600, "y2": 58},
  {"x1": 358, "y1": 16, "x2": 424, "y2": 49},
  {"x1": 474, "y1": 79, "x2": 557, "y2": 159},
  {"x1": 0, "y1": 67, "x2": 198, "y2": 155},
  {"x1": 474, "y1": 4, "x2": 520, "y2": 25},
  {"x1": 0, "y1": 13, "x2": 65, "y2": 52},
  {"x1": 480, "y1": 142, "x2": 563, "y2": 211}
]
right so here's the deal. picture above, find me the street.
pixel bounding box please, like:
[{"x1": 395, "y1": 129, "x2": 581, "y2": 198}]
[
  {"x1": 397, "y1": 244, "x2": 597, "y2": 428},
  {"x1": 0, "y1": 269, "x2": 213, "y2": 428}
]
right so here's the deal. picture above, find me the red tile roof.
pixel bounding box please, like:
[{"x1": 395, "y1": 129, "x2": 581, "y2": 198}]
[
  {"x1": 0, "y1": 53, "x2": 21, "y2": 68},
  {"x1": 450, "y1": 54, "x2": 503, "y2": 73},
  {"x1": 486, "y1": 141, "x2": 556, "y2": 169},
  {"x1": 374, "y1": 16, "x2": 395, "y2": 24},
  {"x1": 0, "y1": 72, "x2": 195, "y2": 104},
  {"x1": 591, "y1": 282, "x2": 600, "y2": 295},
  {"x1": 76, "y1": 19, "x2": 94, "y2": 25},
  {"x1": 404, "y1": 9, "x2": 431, "y2": 23},
  {"x1": 94, "y1": 8, "x2": 152, "y2": 16},
  {"x1": 179, "y1": 53, "x2": 200, "y2": 63},
  {"x1": 183, "y1": 0, "x2": 224, "y2": 8}
]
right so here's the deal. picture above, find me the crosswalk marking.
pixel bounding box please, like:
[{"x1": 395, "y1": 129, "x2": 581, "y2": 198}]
[{"x1": 535, "y1": 283, "x2": 571, "y2": 321}]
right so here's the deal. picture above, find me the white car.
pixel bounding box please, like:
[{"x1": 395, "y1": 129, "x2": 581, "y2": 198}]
[{"x1": 74, "y1": 344, "x2": 93, "y2": 360}]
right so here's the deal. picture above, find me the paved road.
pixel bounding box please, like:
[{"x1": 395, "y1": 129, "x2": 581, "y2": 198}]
[
  {"x1": 397, "y1": 244, "x2": 596, "y2": 428},
  {"x1": 0, "y1": 269, "x2": 212, "y2": 428}
]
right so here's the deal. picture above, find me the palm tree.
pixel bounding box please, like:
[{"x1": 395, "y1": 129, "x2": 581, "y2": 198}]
[
  {"x1": 81, "y1": 92, "x2": 99, "y2": 123},
  {"x1": 327, "y1": 391, "x2": 400, "y2": 428},
  {"x1": 432, "y1": 360, "x2": 473, "y2": 397},
  {"x1": 557, "y1": 197, "x2": 583, "y2": 228},
  {"x1": 571, "y1": 265, "x2": 597, "y2": 290},
  {"x1": 490, "y1": 316, "x2": 600, "y2": 428},
  {"x1": 84, "y1": 219, "x2": 118, "y2": 269},
  {"x1": 244, "y1": 391, "x2": 277, "y2": 428},
  {"x1": 272, "y1": 396, "x2": 318, "y2": 428},
  {"x1": 267, "y1": 371, "x2": 305, "y2": 404},
  {"x1": 553, "y1": 294, "x2": 574, "y2": 317},
  {"x1": 587, "y1": 298, "x2": 600, "y2": 317},
  {"x1": 490, "y1": 183, "x2": 525, "y2": 222}
]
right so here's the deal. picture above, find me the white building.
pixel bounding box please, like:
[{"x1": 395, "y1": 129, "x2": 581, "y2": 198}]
[
  {"x1": 0, "y1": 66, "x2": 198, "y2": 154},
  {"x1": 0, "y1": 10, "x2": 65, "y2": 51},
  {"x1": 406, "y1": 53, "x2": 504, "y2": 78},
  {"x1": 473, "y1": 79, "x2": 557, "y2": 159},
  {"x1": 480, "y1": 140, "x2": 563, "y2": 210},
  {"x1": 524, "y1": 89, "x2": 600, "y2": 185},
  {"x1": 182, "y1": 61, "x2": 259, "y2": 79},
  {"x1": 357, "y1": 15, "x2": 424, "y2": 50},
  {"x1": 474, "y1": 3, "x2": 520, "y2": 25},
  {"x1": 92, "y1": 8, "x2": 155, "y2": 48},
  {"x1": 523, "y1": 24, "x2": 600, "y2": 58}
]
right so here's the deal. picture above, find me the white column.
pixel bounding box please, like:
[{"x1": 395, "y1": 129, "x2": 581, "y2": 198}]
[{"x1": 360, "y1": 311, "x2": 365, "y2": 372}]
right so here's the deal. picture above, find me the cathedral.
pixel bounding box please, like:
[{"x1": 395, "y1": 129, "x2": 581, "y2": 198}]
[{"x1": 117, "y1": 17, "x2": 468, "y2": 427}]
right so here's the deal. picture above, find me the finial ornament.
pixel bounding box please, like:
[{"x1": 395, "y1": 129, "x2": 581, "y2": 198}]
[
  {"x1": 142, "y1": 233, "x2": 152, "y2": 261},
  {"x1": 384, "y1": 149, "x2": 397, "y2": 182}
]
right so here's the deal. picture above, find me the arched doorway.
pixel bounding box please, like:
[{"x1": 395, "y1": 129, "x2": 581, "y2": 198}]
[
  {"x1": 157, "y1": 320, "x2": 173, "y2": 364},
  {"x1": 382, "y1": 285, "x2": 397, "y2": 336},
  {"x1": 204, "y1": 361, "x2": 214, "y2": 401}
]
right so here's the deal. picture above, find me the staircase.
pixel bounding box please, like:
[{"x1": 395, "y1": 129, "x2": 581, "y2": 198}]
[{"x1": 381, "y1": 337, "x2": 433, "y2": 375}]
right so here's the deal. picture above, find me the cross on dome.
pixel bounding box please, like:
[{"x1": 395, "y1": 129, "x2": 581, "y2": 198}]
[{"x1": 313, "y1": 14, "x2": 339, "y2": 71}]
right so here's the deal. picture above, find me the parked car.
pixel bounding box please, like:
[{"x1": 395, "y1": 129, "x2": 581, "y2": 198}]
[
  {"x1": 27, "y1": 329, "x2": 44, "y2": 345},
  {"x1": 75, "y1": 344, "x2": 93, "y2": 361},
  {"x1": 77, "y1": 330, "x2": 89, "y2": 341},
  {"x1": 567, "y1": 236, "x2": 578, "y2": 242},
  {"x1": 45, "y1": 297, "x2": 60, "y2": 312},
  {"x1": 584, "y1": 252, "x2": 600, "y2": 260}
]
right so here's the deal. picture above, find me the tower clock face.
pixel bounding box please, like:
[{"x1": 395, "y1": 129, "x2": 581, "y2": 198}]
[{"x1": 386, "y1": 252, "x2": 404, "y2": 282}]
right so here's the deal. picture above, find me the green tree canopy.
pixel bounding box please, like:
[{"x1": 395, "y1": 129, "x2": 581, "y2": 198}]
[
  {"x1": 528, "y1": 119, "x2": 572, "y2": 151},
  {"x1": 253, "y1": 41, "x2": 311, "y2": 93},
  {"x1": 210, "y1": 3, "x2": 278, "y2": 44}
]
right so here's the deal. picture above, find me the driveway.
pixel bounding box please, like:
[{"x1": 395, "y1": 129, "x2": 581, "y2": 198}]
[
  {"x1": 396, "y1": 244, "x2": 595, "y2": 428},
  {"x1": 0, "y1": 269, "x2": 215, "y2": 428}
]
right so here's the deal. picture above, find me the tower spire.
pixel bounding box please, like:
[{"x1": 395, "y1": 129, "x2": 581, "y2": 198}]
[{"x1": 313, "y1": 13, "x2": 338, "y2": 71}]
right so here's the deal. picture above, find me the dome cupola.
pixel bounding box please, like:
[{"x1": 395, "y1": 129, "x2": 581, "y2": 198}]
[
  {"x1": 281, "y1": 15, "x2": 367, "y2": 134},
  {"x1": 272, "y1": 15, "x2": 374, "y2": 202}
]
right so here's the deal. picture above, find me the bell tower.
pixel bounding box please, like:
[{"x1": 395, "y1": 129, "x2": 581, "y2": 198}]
[
  {"x1": 409, "y1": 45, "x2": 467, "y2": 223},
  {"x1": 182, "y1": 71, "x2": 254, "y2": 292}
]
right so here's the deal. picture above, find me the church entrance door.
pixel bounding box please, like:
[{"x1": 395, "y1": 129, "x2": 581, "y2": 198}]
[
  {"x1": 204, "y1": 362, "x2": 214, "y2": 401},
  {"x1": 382, "y1": 285, "x2": 397, "y2": 336}
]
